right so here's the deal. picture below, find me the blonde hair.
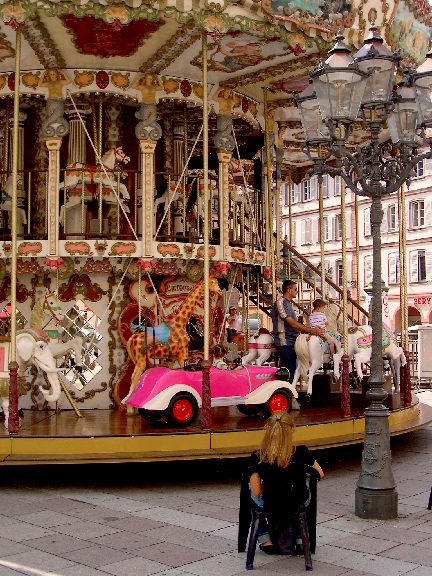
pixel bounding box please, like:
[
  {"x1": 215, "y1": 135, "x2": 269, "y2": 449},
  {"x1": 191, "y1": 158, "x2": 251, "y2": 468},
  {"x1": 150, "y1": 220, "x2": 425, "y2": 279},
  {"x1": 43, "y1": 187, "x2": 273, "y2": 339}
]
[{"x1": 259, "y1": 411, "x2": 295, "y2": 469}]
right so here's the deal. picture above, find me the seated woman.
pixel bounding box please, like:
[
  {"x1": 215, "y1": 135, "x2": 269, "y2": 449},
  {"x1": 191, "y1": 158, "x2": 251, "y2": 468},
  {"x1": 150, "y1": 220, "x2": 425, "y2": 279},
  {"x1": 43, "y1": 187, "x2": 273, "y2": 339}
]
[{"x1": 249, "y1": 411, "x2": 324, "y2": 554}]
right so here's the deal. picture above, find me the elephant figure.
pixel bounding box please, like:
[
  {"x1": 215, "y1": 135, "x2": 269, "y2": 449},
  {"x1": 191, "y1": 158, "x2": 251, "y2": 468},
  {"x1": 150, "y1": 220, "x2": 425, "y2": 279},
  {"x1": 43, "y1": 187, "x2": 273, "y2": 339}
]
[{"x1": 16, "y1": 329, "x2": 66, "y2": 403}]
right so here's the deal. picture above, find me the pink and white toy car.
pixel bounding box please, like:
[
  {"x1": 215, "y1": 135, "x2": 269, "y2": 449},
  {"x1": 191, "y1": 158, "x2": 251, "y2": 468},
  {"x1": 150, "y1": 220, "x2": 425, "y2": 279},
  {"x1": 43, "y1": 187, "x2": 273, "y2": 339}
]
[{"x1": 123, "y1": 365, "x2": 298, "y2": 427}]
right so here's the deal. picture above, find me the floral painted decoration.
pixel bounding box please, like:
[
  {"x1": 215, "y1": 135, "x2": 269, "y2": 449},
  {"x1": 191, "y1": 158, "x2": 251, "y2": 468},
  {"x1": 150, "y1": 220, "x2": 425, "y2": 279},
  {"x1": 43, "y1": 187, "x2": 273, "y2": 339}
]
[
  {"x1": 216, "y1": 261, "x2": 230, "y2": 275},
  {"x1": 137, "y1": 258, "x2": 156, "y2": 272},
  {"x1": 44, "y1": 257, "x2": 64, "y2": 270}
]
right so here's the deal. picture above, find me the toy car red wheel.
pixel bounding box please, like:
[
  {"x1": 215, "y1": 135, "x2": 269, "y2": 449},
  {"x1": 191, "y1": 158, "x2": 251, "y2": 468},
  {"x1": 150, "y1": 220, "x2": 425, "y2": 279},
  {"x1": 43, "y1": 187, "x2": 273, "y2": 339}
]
[
  {"x1": 263, "y1": 388, "x2": 292, "y2": 417},
  {"x1": 165, "y1": 392, "x2": 198, "y2": 427},
  {"x1": 138, "y1": 408, "x2": 164, "y2": 422}
]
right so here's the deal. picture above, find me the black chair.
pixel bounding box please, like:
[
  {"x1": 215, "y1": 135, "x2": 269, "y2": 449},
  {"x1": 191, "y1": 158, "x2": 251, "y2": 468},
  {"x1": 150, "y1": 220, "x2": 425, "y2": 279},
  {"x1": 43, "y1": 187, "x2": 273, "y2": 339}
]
[
  {"x1": 428, "y1": 486, "x2": 432, "y2": 510},
  {"x1": 238, "y1": 463, "x2": 320, "y2": 571}
]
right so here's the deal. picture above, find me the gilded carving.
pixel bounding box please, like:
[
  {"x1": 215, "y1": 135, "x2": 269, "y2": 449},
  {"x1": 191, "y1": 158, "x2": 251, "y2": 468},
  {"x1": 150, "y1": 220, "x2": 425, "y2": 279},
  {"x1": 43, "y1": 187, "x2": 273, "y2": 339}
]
[
  {"x1": 74, "y1": 70, "x2": 95, "y2": 89},
  {"x1": 22, "y1": 71, "x2": 40, "y2": 90},
  {"x1": 163, "y1": 78, "x2": 180, "y2": 94},
  {"x1": 108, "y1": 242, "x2": 137, "y2": 256},
  {"x1": 140, "y1": 22, "x2": 200, "y2": 75},
  {"x1": 65, "y1": 241, "x2": 92, "y2": 256},
  {"x1": 132, "y1": 73, "x2": 164, "y2": 102},
  {"x1": 110, "y1": 71, "x2": 130, "y2": 90}
]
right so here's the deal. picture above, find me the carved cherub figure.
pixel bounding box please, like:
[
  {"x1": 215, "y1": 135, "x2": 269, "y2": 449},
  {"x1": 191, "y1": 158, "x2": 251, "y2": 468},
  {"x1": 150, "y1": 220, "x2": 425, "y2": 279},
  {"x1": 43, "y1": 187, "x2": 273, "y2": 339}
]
[
  {"x1": 132, "y1": 73, "x2": 164, "y2": 102},
  {"x1": 38, "y1": 68, "x2": 71, "y2": 98},
  {"x1": 213, "y1": 87, "x2": 235, "y2": 115}
]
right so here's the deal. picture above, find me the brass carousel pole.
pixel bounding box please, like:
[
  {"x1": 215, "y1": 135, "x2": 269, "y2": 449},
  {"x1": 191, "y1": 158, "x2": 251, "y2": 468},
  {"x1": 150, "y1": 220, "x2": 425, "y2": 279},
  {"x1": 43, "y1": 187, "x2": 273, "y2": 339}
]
[
  {"x1": 318, "y1": 174, "x2": 326, "y2": 298},
  {"x1": 398, "y1": 186, "x2": 406, "y2": 399},
  {"x1": 288, "y1": 169, "x2": 292, "y2": 279},
  {"x1": 4, "y1": 96, "x2": 10, "y2": 181},
  {"x1": 183, "y1": 102, "x2": 188, "y2": 236},
  {"x1": 354, "y1": 193, "x2": 361, "y2": 322},
  {"x1": 98, "y1": 98, "x2": 103, "y2": 234},
  {"x1": 8, "y1": 26, "x2": 22, "y2": 434},
  {"x1": 340, "y1": 178, "x2": 351, "y2": 417},
  {"x1": 401, "y1": 183, "x2": 411, "y2": 405},
  {"x1": 263, "y1": 89, "x2": 276, "y2": 301},
  {"x1": 201, "y1": 29, "x2": 211, "y2": 430}
]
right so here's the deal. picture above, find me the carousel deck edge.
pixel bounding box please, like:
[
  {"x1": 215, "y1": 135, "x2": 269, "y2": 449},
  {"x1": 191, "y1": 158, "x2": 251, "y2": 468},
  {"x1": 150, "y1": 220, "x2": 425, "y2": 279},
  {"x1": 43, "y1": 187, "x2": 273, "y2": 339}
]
[{"x1": 0, "y1": 401, "x2": 429, "y2": 465}]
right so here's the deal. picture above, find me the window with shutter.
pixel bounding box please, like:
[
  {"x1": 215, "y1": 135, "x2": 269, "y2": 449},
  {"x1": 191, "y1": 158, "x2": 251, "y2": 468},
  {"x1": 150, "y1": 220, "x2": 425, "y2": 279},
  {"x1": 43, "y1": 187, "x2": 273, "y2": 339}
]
[
  {"x1": 322, "y1": 175, "x2": 328, "y2": 198},
  {"x1": 335, "y1": 214, "x2": 342, "y2": 240},
  {"x1": 411, "y1": 201, "x2": 425, "y2": 228},
  {"x1": 426, "y1": 250, "x2": 432, "y2": 281},
  {"x1": 336, "y1": 259, "x2": 343, "y2": 286},
  {"x1": 381, "y1": 207, "x2": 387, "y2": 233},
  {"x1": 301, "y1": 220, "x2": 306, "y2": 245},
  {"x1": 312, "y1": 218, "x2": 319, "y2": 243},
  {"x1": 425, "y1": 200, "x2": 431, "y2": 226},
  {"x1": 411, "y1": 250, "x2": 419, "y2": 282},
  {"x1": 388, "y1": 253, "x2": 399, "y2": 284},
  {"x1": 388, "y1": 205, "x2": 396, "y2": 232},
  {"x1": 302, "y1": 179, "x2": 312, "y2": 202},
  {"x1": 334, "y1": 175, "x2": 341, "y2": 196},
  {"x1": 305, "y1": 219, "x2": 312, "y2": 243},
  {"x1": 364, "y1": 255, "x2": 373, "y2": 286},
  {"x1": 364, "y1": 207, "x2": 371, "y2": 236},
  {"x1": 346, "y1": 212, "x2": 351, "y2": 239},
  {"x1": 425, "y1": 157, "x2": 432, "y2": 174},
  {"x1": 291, "y1": 221, "x2": 296, "y2": 246}
]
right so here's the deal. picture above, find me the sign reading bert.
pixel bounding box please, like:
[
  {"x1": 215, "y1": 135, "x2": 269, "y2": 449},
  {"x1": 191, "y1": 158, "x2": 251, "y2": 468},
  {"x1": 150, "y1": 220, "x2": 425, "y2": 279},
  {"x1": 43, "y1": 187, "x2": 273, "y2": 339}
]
[{"x1": 413, "y1": 297, "x2": 432, "y2": 306}]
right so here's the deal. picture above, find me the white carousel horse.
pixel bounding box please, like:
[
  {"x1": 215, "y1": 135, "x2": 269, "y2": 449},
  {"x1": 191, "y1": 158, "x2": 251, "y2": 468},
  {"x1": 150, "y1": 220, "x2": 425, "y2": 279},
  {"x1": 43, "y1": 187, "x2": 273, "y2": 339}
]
[
  {"x1": 59, "y1": 147, "x2": 131, "y2": 223},
  {"x1": 241, "y1": 328, "x2": 277, "y2": 366},
  {"x1": 291, "y1": 303, "x2": 343, "y2": 396},
  {"x1": 333, "y1": 324, "x2": 406, "y2": 392}
]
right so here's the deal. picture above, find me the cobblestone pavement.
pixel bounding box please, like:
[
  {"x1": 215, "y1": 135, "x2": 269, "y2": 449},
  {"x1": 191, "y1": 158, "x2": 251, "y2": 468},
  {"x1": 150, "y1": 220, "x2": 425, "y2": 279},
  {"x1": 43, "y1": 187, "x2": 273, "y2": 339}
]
[{"x1": 0, "y1": 393, "x2": 431, "y2": 576}]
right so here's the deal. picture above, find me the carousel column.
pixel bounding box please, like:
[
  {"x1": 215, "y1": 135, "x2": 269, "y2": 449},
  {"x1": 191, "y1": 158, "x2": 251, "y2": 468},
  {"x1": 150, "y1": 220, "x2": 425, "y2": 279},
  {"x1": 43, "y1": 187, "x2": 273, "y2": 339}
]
[
  {"x1": 136, "y1": 102, "x2": 162, "y2": 256},
  {"x1": 8, "y1": 25, "x2": 22, "y2": 435},
  {"x1": 174, "y1": 122, "x2": 186, "y2": 236},
  {"x1": 42, "y1": 98, "x2": 69, "y2": 257},
  {"x1": 276, "y1": 145, "x2": 283, "y2": 275},
  {"x1": 65, "y1": 103, "x2": 91, "y2": 164},
  {"x1": 7, "y1": 111, "x2": 27, "y2": 233},
  {"x1": 64, "y1": 103, "x2": 91, "y2": 234},
  {"x1": 215, "y1": 113, "x2": 234, "y2": 261}
]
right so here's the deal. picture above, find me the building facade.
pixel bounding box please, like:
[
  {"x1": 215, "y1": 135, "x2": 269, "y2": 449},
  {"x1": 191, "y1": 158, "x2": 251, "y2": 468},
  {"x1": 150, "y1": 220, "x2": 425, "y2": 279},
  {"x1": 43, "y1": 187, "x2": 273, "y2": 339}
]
[{"x1": 281, "y1": 156, "x2": 432, "y2": 332}]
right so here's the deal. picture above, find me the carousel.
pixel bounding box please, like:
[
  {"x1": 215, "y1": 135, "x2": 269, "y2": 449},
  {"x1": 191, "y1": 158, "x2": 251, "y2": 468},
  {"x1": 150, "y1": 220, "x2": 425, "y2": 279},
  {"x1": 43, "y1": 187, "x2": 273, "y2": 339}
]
[{"x1": 0, "y1": 0, "x2": 430, "y2": 465}]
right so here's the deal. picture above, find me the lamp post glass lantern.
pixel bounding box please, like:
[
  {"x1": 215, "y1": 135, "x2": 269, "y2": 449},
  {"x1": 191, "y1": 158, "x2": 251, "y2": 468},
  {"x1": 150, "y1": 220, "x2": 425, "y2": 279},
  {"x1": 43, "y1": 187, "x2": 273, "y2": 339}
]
[{"x1": 296, "y1": 26, "x2": 432, "y2": 520}]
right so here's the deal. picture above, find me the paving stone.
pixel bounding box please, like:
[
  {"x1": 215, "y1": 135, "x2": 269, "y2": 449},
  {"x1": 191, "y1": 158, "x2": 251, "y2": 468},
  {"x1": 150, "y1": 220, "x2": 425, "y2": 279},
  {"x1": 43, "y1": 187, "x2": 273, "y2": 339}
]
[
  {"x1": 319, "y1": 516, "x2": 385, "y2": 534},
  {"x1": 103, "y1": 516, "x2": 165, "y2": 532},
  {"x1": 0, "y1": 523, "x2": 55, "y2": 542},
  {"x1": 15, "y1": 510, "x2": 82, "y2": 528},
  {"x1": 361, "y1": 525, "x2": 432, "y2": 544},
  {"x1": 179, "y1": 552, "x2": 250, "y2": 576},
  {"x1": 412, "y1": 522, "x2": 432, "y2": 535},
  {"x1": 316, "y1": 527, "x2": 359, "y2": 546},
  {"x1": 0, "y1": 503, "x2": 45, "y2": 518},
  {"x1": 400, "y1": 567, "x2": 432, "y2": 576},
  {"x1": 379, "y1": 543, "x2": 432, "y2": 567},
  {"x1": 0, "y1": 538, "x2": 33, "y2": 557},
  {"x1": 329, "y1": 549, "x2": 420, "y2": 576},
  {"x1": 176, "y1": 502, "x2": 239, "y2": 523},
  {"x1": 330, "y1": 534, "x2": 398, "y2": 554},
  {"x1": 0, "y1": 559, "x2": 36, "y2": 576},
  {"x1": 23, "y1": 533, "x2": 94, "y2": 554},
  {"x1": 4, "y1": 549, "x2": 76, "y2": 572},
  {"x1": 415, "y1": 538, "x2": 432, "y2": 549},
  {"x1": 99, "y1": 556, "x2": 170, "y2": 576},
  {"x1": 62, "y1": 505, "x2": 131, "y2": 523},
  {"x1": 42, "y1": 498, "x2": 109, "y2": 516},
  {"x1": 135, "y1": 541, "x2": 212, "y2": 567},
  {"x1": 61, "y1": 566, "x2": 113, "y2": 576},
  {"x1": 53, "y1": 520, "x2": 121, "y2": 540},
  {"x1": 134, "y1": 507, "x2": 234, "y2": 533},
  {"x1": 90, "y1": 531, "x2": 163, "y2": 552},
  {"x1": 61, "y1": 544, "x2": 136, "y2": 568}
]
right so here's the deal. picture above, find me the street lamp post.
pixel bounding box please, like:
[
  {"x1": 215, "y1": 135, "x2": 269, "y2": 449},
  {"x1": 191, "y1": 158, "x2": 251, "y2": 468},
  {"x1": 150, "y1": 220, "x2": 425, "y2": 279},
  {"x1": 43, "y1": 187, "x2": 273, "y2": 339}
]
[{"x1": 295, "y1": 25, "x2": 432, "y2": 519}]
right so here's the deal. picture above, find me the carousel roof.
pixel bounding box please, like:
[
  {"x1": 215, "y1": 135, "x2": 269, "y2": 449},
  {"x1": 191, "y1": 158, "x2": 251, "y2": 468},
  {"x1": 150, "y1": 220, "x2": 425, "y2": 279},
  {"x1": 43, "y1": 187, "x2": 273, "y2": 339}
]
[{"x1": 0, "y1": 0, "x2": 429, "y2": 168}]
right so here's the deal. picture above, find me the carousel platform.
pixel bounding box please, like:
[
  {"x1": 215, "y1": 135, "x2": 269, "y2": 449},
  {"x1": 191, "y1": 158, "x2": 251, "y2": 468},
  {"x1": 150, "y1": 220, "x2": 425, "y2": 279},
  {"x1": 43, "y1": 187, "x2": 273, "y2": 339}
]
[{"x1": 0, "y1": 395, "x2": 430, "y2": 466}]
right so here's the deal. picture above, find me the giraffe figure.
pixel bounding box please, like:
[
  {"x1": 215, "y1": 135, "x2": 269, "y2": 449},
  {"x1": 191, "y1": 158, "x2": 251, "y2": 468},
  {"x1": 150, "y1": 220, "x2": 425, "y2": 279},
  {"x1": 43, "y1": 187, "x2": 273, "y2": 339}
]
[{"x1": 126, "y1": 275, "x2": 222, "y2": 395}]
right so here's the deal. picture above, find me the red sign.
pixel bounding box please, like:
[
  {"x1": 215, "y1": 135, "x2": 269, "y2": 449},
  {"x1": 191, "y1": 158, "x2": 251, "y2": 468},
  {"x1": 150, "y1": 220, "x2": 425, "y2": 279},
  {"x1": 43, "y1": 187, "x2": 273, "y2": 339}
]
[{"x1": 414, "y1": 297, "x2": 432, "y2": 305}]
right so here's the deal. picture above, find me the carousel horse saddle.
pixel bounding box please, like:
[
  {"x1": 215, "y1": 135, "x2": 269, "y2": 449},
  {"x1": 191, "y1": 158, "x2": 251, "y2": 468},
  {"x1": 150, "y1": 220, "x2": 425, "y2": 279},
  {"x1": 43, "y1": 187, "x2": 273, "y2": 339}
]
[{"x1": 137, "y1": 322, "x2": 172, "y2": 353}]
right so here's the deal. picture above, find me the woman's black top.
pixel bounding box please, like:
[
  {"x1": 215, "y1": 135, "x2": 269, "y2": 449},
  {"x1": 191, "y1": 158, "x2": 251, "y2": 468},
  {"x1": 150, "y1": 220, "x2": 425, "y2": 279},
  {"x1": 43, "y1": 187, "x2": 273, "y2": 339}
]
[{"x1": 250, "y1": 445, "x2": 315, "y2": 516}]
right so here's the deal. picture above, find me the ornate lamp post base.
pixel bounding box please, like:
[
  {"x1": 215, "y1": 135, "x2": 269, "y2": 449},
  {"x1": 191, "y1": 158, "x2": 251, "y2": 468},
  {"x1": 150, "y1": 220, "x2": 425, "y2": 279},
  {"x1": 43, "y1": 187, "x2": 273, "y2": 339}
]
[{"x1": 355, "y1": 488, "x2": 398, "y2": 519}]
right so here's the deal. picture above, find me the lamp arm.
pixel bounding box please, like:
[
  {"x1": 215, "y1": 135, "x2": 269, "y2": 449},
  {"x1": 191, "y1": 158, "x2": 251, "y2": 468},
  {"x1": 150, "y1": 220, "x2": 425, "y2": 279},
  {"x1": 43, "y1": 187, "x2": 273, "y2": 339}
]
[{"x1": 386, "y1": 148, "x2": 432, "y2": 194}]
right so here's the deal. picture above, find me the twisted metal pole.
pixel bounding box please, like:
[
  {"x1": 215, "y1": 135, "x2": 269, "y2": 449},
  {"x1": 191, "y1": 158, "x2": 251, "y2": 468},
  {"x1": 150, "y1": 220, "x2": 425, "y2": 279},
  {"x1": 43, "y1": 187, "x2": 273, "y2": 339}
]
[{"x1": 201, "y1": 30, "x2": 211, "y2": 430}]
